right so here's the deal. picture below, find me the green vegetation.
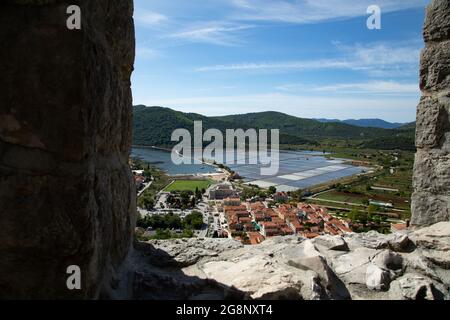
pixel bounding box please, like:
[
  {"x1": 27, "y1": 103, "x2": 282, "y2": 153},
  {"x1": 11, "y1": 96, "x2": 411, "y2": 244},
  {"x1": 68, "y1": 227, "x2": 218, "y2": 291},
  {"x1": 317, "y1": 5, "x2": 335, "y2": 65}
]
[
  {"x1": 238, "y1": 184, "x2": 268, "y2": 200},
  {"x1": 183, "y1": 211, "x2": 204, "y2": 229},
  {"x1": 164, "y1": 179, "x2": 212, "y2": 192},
  {"x1": 345, "y1": 208, "x2": 391, "y2": 234},
  {"x1": 136, "y1": 211, "x2": 204, "y2": 240},
  {"x1": 143, "y1": 228, "x2": 194, "y2": 240},
  {"x1": 133, "y1": 106, "x2": 416, "y2": 150},
  {"x1": 132, "y1": 160, "x2": 172, "y2": 210}
]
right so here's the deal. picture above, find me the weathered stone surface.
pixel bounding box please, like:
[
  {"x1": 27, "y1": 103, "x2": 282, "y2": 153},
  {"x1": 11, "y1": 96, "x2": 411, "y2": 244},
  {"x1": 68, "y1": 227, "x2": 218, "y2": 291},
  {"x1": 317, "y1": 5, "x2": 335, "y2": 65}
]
[
  {"x1": 412, "y1": 0, "x2": 450, "y2": 226},
  {"x1": 366, "y1": 264, "x2": 390, "y2": 291},
  {"x1": 389, "y1": 274, "x2": 447, "y2": 300},
  {"x1": 133, "y1": 224, "x2": 450, "y2": 300},
  {"x1": 410, "y1": 222, "x2": 450, "y2": 269},
  {"x1": 0, "y1": 1, "x2": 136, "y2": 299},
  {"x1": 387, "y1": 233, "x2": 412, "y2": 253},
  {"x1": 420, "y1": 41, "x2": 450, "y2": 94},
  {"x1": 411, "y1": 192, "x2": 450, "y2": 226},
  {"x1": 413, "y1": 151, "x2": 450, "y2": 194},
  {"x1": 415, "y1": 96, "x2": 449, "y2": 149},
  {"x1": 424, "y1": 0, "x2": 450, "y2": 43},
  {"x1": 146, "y1": 238, "x2": 243, "y2": 267},
  {"x1": 344, "y1": 230, "x2": 389, "y2": 250},
  {"x1": 312, "y1": 234, "x2": 349, "y2": 251}
]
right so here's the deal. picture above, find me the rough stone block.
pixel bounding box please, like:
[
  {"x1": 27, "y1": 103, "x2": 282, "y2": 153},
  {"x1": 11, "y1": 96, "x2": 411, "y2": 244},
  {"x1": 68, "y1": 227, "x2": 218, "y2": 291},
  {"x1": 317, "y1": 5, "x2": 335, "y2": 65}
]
[
  {"x1": 424, "y1": 0, "x2": 450, "y2": 43},
  {"x1": 411, "y1": 192, "x2": 450, "y2": 225},
  {"x1": 0, "y1": 0, "x2": 135, "y2": 299},
  {"x1": 415, "y1": 96, "x2": 449, "y2": 149},
  {"x1": 413, "y1": 151, "x2": 450, "y2": 194},
  {"x1": 420, "y1": 40, "x2": 450, "y2": 93}
]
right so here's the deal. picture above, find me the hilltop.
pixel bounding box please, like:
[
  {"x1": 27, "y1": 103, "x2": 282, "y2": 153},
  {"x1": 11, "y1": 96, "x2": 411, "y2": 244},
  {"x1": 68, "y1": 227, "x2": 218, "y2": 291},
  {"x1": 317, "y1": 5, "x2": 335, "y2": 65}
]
[{"x1": 133, "y1": 105, "x2": 416, "y2": 150}]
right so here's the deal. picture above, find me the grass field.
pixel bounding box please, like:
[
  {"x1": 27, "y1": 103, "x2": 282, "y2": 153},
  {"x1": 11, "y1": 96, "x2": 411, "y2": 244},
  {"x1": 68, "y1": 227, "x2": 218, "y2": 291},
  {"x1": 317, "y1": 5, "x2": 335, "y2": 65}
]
[
  {"x1": 164, "y1": 180, "x2": 213, "y2": 192},
  {"x1": 315, "y1": 190, "x2": 367, "y2": 204}
]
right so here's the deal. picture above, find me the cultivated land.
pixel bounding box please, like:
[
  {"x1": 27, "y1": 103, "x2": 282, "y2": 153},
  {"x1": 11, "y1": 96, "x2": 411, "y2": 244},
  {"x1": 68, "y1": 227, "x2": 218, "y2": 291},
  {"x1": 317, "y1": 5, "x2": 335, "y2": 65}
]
[{"x1": 164, "y1": 179, "x2": 213, "y2": 192}]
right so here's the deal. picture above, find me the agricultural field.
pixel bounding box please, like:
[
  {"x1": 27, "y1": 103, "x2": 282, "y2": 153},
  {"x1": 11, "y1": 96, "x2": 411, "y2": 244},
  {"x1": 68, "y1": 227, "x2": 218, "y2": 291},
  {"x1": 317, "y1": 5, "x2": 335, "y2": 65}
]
[
  {"x1": 313, "y1": 189, "x2": 410, "y2": 210},
  {"x1": 164, "y1": 179, "x2": 213, "y2": 192}
]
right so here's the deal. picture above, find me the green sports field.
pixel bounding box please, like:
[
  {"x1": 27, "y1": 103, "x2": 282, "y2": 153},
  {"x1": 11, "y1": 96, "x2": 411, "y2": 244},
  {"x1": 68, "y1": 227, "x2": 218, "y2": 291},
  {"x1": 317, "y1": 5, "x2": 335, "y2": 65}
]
[{"x1": 164, "y1": 180, "x2": 213, "y2": 192}]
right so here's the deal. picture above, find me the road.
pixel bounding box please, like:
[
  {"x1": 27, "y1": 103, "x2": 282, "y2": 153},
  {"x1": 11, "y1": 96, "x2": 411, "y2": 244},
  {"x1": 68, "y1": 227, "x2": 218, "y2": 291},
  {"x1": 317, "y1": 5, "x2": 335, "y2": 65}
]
[{"x1": 137, "y1": 181, "x2": 152, "y2": 197}]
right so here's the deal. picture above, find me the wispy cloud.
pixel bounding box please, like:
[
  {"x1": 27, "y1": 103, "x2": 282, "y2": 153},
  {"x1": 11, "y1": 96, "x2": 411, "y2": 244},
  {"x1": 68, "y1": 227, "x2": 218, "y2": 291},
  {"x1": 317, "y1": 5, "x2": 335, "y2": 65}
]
[
  {"x1": 136, "y1": 46, "x2": 162, "y2": 60},
  {"x1": 195, "y1": 41, "x2": 421, "y2": 76},
  {"x1": 135, "y1": 10, "x2": 168, "y2": 27},
  {"x1": 167, "y1": 22, "x2": 254, "y2": 46},
  {"x1": 277, "y1": 81, "x2": 419, "y2": 95},
  {"x1": 229, "y1": 0, "x2": 428, "y2": 24}
]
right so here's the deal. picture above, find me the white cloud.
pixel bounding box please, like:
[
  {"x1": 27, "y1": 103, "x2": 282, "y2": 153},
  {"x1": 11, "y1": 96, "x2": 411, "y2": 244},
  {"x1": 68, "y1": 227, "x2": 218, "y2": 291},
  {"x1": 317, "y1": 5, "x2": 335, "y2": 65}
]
[
  {"x1": 136, "y1": 47, "x2": 161, "y2": 59},
  {"x1": 229, "y1": 0, "x2": 428, "y2": 24},
  {"x1": 135, "y1": 10, "x2": 168, "y2": 27},
  {"x1": 167, "y1": 22, "x2": 254, "y2": 46},
  {"x1": 195, "y1": 41, "x2": 421, "y2": 76},
  {"x1": 277, "y1": 81, "x2": 419, "y2": 95}
]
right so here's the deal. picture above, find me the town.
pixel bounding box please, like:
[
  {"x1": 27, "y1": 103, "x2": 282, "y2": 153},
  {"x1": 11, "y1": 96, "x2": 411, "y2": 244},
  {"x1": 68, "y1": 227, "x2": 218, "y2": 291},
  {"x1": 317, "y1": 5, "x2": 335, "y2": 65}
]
[{"x1": 132, "y1": 156, "x2": 408, "y2": 245}]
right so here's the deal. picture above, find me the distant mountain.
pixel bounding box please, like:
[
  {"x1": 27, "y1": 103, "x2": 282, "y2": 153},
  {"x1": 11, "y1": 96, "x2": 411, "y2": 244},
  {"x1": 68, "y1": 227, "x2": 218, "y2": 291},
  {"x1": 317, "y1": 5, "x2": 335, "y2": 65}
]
[
  {"x1": 316, "y1": 118, "x2": 406, "y2": 129},
  {"x1": 133, "y1": 106, "x2": 416, "y2": 150}
]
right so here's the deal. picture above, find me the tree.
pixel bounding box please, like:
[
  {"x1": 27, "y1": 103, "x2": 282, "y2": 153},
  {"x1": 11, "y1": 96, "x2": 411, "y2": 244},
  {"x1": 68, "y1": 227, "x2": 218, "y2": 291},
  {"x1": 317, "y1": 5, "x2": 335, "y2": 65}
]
[
  {"x1": 268, "y1": 186, "x2": 277, "y2": 194},
  {"x1": 180, "y1": 191, "x2": 191, "y2": 207},
  {"x1": 139, "y1": 194, "x2": 154, "y2": 210},
  {"x1": 195, "y1": 187, "x2": 202, "y2": 200},
  {"x1": 143, "y1": 169, "x2": 153, "y2": 179},
  {"x1": 184, "y1": 211, "x2": 204, "y2": 229},
  {"x1": 367, "y1": 204, "x2": 378, "y2": 218}
]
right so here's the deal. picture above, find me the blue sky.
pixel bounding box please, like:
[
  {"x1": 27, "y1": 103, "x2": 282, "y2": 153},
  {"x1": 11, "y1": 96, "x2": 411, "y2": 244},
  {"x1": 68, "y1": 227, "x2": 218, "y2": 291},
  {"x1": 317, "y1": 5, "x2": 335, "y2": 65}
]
[{"x1": 132, "y1": 0, "x2": 429, "y2": 122}]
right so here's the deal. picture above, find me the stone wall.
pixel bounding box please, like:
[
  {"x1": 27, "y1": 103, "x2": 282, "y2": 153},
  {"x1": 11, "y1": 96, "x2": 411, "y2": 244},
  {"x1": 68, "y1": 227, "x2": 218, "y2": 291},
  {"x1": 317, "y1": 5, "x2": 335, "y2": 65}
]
[
  {"x1": 412, "y1": 0, "x2": 450, "y2": 225},
  {"x1": 0, "y1": 0, "x2": 136, "y2": 298}
]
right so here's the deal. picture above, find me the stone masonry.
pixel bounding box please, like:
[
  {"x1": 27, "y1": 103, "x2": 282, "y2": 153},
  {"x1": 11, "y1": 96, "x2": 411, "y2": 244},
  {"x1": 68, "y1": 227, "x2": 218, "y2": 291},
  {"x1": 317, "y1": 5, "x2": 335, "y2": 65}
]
[{"x1": 412, "y1": 0, "x2": 450, "y2": 225}]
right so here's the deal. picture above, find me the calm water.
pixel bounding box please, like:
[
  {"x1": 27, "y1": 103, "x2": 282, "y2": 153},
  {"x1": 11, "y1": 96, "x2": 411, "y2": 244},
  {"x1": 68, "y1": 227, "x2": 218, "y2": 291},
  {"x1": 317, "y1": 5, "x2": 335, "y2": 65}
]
[{"x1": 131, "y1": 147, "x2": 218, "y2": 175}]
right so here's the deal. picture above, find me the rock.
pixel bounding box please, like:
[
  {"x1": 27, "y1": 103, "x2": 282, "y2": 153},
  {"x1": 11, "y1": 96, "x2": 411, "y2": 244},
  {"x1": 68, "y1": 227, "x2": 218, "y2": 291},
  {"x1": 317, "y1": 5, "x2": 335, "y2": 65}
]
[
  {"x1": 147, "y1": 238, "x2": 243, "y2": 266},
  {"x1": 403, "y1": 251, "x2": 442, "y2": 282},
  {"x1": 389, "y1": 274, "x2": 449, "y2": 300},
  {"x1": 415, "y1": 96, "x2": 448, "y2": 149},
  {"x1": 410, "y1": 222, "x2": 450, "y2": 269},
  {"x1": 419, "y1": 40, "x2": 450, "y2": 93},
  {"x1": 411, "y1": 191, "x2": 450, "y2": 226},
  {"x1": 424, "y1": 0, "x2": 450, "y2": 43},
  {"x1": 366, "y1": 264, "x2": 391, "y2": 291},
  {"x1": 313, "y1": 235, "x2": 349, "y2": 251},
  {"x1": 387, "y1": 233, "x2": 412, "y2": 252},
  {"x1": 331, "y1": 247, "x2": 378, "y2": 285},
  {"x1": 129, "y1": 224, "x2": 450, "y2": 300},
  {"x1": 0, "y1": 0, "x2": 135, "y2": 299},
  {"x1": 371, "y1": 250, "x2": 403, "y2": 271},
  {"x1": 364, "y1": 250, "x2": 403, "y2": 291},
  {"x1": 288, "y1": 255, "x2": 351, "y2": 299},
  {"x1": 411, "y1": 222, "x2": 450, "y2": 251},
  {"x1": 412, "y1": 0, "x2": 450, "y2": 226},
  {"x1": 413, "y1": 151, "x2": 450, "y2": 196},
  {"x1": 422, "y1": 250, "x2": 450, "y2": 269},
  {"x1": 200, "y1": 256, "x2": 307, "y2": 300},
  {"x1": 344, "y1": 231, "x2": 389, "y2": 250}
]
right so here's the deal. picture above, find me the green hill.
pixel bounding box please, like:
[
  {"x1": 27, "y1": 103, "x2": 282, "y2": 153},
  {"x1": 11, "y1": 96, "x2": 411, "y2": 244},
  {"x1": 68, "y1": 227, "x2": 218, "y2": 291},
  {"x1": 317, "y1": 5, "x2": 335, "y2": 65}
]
[
  {"x1": 359, "y1": 122, "x2": 416, "y2": 151},
  {"x1": 132, "y1": 105, "x2": 416, "y2": 150}
]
